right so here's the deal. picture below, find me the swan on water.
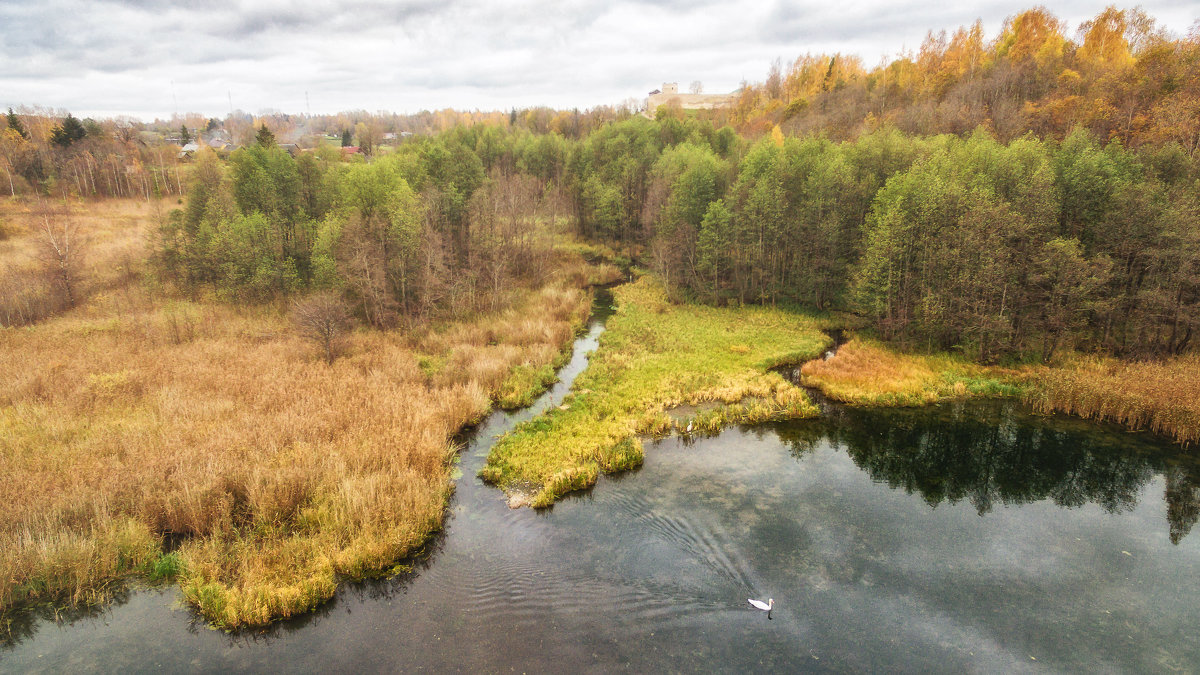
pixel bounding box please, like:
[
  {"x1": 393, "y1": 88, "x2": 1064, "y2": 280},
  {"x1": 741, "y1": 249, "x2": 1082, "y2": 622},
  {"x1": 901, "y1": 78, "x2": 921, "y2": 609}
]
[{"x1": 748, "y1": 598, "x2": 773, "y2": 611}]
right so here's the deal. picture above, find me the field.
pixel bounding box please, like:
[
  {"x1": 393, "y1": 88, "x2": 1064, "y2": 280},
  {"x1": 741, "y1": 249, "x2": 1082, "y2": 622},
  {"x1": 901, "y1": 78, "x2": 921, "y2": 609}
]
[
  {"x1": 481, "y1": 275, "x2": 830, "y2": 507},
  {"x1": 0, "y1": 197, "x2": 609, "y2": 629}
]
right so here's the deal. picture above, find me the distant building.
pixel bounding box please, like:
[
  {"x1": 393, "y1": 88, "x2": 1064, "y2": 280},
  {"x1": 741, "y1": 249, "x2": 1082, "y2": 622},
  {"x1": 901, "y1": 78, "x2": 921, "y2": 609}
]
[
  {"x1": 646, "y1": 82, "x2": 736, "y2": 114},
  {"x1": 178, "y1": 142, "x2": 199, "y2": 159}
]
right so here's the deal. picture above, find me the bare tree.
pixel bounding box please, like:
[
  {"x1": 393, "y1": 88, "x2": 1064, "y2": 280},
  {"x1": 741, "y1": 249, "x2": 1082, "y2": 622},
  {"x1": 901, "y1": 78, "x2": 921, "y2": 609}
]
[
  {"x1": 689, "y1": 81, "x2": 704, "y2": 95},
  {"x1": 0, "y1": 130, "x2": 21, "y2": 197},
  {"x1": 469, "y1": 171, "x2": 544, "y2": 309},
  {"x1": 292, "y1": 292, "x2": 354, "y2": 363},
  {"x1": 34, "y1": 201, "x2": 87, "y2": 310}
]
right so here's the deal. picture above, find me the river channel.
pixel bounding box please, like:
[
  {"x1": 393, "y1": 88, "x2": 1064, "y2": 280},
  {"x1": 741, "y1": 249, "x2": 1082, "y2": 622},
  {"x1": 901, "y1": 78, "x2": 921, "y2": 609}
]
[{"x1": 3, "y1": 289, "x2": 1200, "y2": 672}]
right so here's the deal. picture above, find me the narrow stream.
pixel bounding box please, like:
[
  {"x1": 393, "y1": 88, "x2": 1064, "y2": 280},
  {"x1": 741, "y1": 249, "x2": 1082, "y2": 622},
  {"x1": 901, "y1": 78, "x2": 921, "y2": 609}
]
[{"x1": 5, "y1": 292, "x2": 1200, "y2": 673}]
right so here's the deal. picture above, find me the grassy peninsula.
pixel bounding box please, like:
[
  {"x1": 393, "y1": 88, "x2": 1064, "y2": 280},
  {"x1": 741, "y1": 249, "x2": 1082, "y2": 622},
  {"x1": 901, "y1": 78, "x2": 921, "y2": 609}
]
[
  {"x1": 800, "y1": 337, "x2": 1025, "y2": 406},
  {"x1": 481, "y1": 275, "x2": 829, "y2": 507}
]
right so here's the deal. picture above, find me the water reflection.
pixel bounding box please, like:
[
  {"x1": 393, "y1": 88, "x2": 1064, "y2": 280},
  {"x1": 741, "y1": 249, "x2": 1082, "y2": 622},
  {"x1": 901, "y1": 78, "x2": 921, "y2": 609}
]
[
  {"x1": 770, "y1": 402, "x2": 1200, "y2": 543},
  {"x1": 0, "y1": 587, "x2": 135, "y2": 650},
  {"x1": 1166, "y1": 467, "x2": 1200, "y2": 544}
]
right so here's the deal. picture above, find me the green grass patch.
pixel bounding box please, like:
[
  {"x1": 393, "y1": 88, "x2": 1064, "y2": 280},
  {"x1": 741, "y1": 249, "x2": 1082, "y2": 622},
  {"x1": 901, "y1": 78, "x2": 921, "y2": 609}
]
[
  {"x1": 416, "y1": 353, "x2": 447, "y2": 379},
  {"x1": 147, "y1": 552, "x2": 184, "y2": 582},
  {"x1": 481, "y1": 276, "x2": 829, "y2": 506},
  {"x1": 496, "y1": 363, "x2": 560, "y2": 409}
]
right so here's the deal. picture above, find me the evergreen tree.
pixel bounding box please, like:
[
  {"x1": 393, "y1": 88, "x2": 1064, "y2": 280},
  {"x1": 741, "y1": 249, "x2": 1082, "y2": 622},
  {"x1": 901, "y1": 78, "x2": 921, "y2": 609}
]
[
  {"x1": 82, "y1": 118, "x2": 105, "y2": 139},
  {"x1": 49, "y1": 114, "x2": 87, "y2": 147},
  {"x1": 181, "y1": 124, "x2": 191, "y2": 144},
  {"x1": 255, "y1": 124, "x2": 276, "y2": 147},
  {"x1": 6, "y1": 108, "x2": 28, "y2": 140},
  {"x1": 341, "y1": 129, "x2": 352, "y2": 147}
]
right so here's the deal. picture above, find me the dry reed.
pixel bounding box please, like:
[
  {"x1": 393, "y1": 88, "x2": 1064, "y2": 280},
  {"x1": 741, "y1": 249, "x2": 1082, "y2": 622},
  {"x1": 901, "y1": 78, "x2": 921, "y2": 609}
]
[{"x1": 1026, "y1": 355, "x2": 1200, "y2": 445}]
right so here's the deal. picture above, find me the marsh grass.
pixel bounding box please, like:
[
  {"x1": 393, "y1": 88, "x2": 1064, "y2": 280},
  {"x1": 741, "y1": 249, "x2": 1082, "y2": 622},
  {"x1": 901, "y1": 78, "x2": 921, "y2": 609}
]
[
  {"x1": 800, "y1": 337, "x2": 1199, "y2": 446},
  {"x1": 1026, "y1": 355, "x2": 1200, "y2": 445},
  {"x1": 799, "y1": 337, "x2": 1025, "y2": 405},
  {"x1": 0, "y1": 198, "x2": 599, "y2": 630},
  {"x1": 481, "y1": 276, "x2": 828, "y2": 507},
  {"x1": 496, "y1": 362, "x2": 562, "y2": 409},
  {"x1": 551, "y1": 240, "x2": 628, "y2": 288}
]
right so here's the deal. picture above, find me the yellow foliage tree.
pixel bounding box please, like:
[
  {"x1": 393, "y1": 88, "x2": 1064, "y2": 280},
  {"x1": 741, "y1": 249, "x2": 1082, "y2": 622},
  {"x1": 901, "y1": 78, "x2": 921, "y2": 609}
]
[{"x1": 770, "y1": 124, "x2": 785, "y2": 147}]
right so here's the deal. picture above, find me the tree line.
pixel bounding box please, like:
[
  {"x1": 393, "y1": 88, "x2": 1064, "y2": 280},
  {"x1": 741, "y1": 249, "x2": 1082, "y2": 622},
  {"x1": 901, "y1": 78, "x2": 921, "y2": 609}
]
[
  {"x1": 565, "y1": 115, "x2": 1198, "y2": 362},
  {"x1": 1, "y1": 108, "x2": 186, "y2": 199},
  {"x1": 154, "y1": 112, "x2": 1198, "y2": 363},
  {"x1": 716, "y1": 6, "x2": 1200, "y2": 151}
]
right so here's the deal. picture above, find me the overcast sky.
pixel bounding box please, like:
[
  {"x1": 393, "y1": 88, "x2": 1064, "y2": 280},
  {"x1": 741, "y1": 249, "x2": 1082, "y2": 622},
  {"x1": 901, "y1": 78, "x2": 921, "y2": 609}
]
[{"x1": 2, "y1": 1, "x2": 1196, "y2": 121}]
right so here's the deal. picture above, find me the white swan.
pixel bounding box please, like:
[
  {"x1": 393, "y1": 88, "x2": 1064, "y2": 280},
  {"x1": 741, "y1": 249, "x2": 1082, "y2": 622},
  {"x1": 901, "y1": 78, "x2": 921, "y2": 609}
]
[{"x1": 748, "y1": 598, "x2": 773, "y2": 611}]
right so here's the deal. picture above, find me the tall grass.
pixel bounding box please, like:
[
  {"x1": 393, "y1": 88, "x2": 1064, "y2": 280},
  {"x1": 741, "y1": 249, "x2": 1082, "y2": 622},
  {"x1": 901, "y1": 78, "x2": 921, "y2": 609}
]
[
  {"x1": 0, "y1": 198, "x2": 597, "y2": 629},
  {"x1": 1026, "y1": 355, "x2": 1200, "y2": 446},
  {"x1": 481, "y1": 275, "x2": 828, "y2": 507},
  {"x1": 549, "y1": 239, "x2": 631, "y2": 289},
  {"x1": 0, "y1": 198, "x2": 149, "y2": 326},
  {"x1": 799, "y1": 337, "x2": 1024, "y2": 405},
  {"x1": 801, "y1": 337, "x2": 1200, "y2": 446}
]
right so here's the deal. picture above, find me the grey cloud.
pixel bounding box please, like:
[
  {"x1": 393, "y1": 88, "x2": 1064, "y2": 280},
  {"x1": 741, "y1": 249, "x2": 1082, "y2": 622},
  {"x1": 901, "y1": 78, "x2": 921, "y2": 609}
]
[
  {"x1": 761, "y1": 1, "x2": 980, "y2": 44},
  {"x1": 1, "y1": 0, "x2": 1195, "y2": 119}
]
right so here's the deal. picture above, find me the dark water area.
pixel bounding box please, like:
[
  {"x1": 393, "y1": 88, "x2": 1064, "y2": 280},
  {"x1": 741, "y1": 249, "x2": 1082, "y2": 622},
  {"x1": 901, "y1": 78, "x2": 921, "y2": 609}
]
[{"x1": 5, "y1": 291, "x2": 1200, "y2": 673}]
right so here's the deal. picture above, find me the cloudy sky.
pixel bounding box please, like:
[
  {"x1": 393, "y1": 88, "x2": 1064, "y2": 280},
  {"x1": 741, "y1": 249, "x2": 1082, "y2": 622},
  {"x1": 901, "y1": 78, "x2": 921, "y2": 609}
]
[{"x1": 2, "y1": 0, "x2": 1196, "y2": 120}]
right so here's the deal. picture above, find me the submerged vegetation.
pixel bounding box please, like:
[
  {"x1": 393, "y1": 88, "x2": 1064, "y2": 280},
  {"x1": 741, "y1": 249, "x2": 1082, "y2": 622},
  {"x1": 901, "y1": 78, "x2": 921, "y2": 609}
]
[{"x1": 481, "y1": 275, "x2": 828, "y2": 507}]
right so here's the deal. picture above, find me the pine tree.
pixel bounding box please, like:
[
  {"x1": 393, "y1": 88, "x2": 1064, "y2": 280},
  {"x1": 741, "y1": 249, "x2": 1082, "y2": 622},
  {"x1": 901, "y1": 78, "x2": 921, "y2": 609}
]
[
  {"x1": 50, "y1": 114, "x2": 87, "y2": 147},
  {"x1": 6, "y1": 108, "x2": 29, "y2": 140},
  {"x1": 341, "y1": 129, "x2": 352, "y2": 147},
  {"x1": 255, "y1": 124, "x2": 276, "y2": 147},
  {"x1": 181, "y1": 124, "x2": 191, "y2": 144}
]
